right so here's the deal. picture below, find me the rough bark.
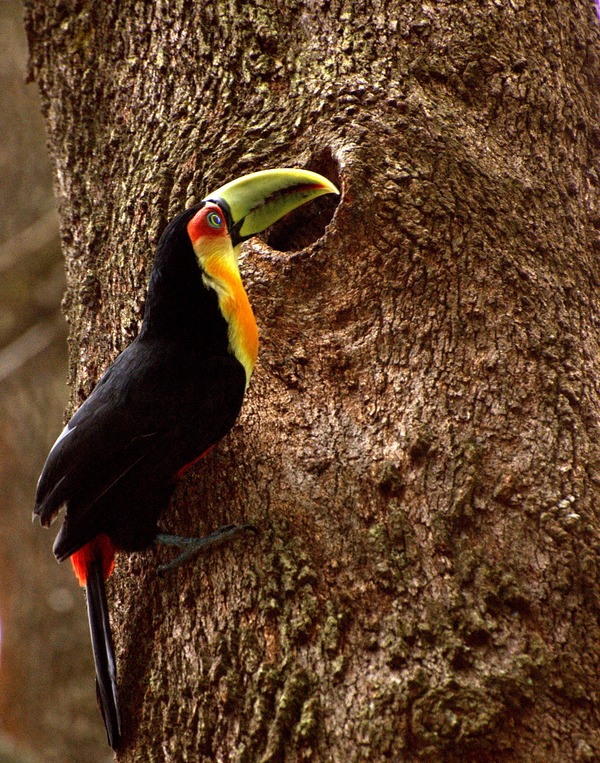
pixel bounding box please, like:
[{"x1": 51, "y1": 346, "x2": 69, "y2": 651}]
[{"x1": 25, "y1": 1, "x2": 600, "y2": 761}]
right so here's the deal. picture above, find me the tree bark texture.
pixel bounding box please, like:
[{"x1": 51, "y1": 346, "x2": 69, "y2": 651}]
[{"x1": 25, "y1": 1, "x2": 600, "y2": 761}]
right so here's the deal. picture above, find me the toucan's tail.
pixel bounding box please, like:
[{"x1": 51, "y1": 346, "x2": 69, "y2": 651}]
[{"x1": 85, "y1": 554, "x2": 122, "y2": 750}]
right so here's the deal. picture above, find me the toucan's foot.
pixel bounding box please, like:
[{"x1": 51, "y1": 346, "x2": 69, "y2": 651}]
[{"x1": 155, "y1": 524, "x2": 258, "y2": 574}]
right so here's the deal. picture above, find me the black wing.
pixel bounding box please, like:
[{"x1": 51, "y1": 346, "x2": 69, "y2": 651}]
[
  {"x1": 34, "y1": 336, "x2": 246, "y2": 552},
  {"x1": 34, "y1": 340, "x2": 160, "y2": 528}
]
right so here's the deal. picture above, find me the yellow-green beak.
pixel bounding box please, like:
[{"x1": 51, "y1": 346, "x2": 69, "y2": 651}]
[{"x1": 203, "y1": 168, "x2": 340, "y2": 247}]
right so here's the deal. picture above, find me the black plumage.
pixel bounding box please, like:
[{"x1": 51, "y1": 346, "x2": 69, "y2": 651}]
[{"x1": 34, "y1": 204, "x2": 246, "y2": 558}]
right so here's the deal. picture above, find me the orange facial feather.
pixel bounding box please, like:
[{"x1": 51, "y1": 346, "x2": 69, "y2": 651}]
[{"x1": 188, "y1": 205, "x2": 259, "y2": 385}]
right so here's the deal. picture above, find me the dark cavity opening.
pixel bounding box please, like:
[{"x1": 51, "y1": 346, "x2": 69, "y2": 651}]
[{"x1": 264, "y1": 148, "x2": 341, "y2": 252}]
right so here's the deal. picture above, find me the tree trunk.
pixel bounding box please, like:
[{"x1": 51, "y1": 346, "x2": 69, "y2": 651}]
[{"x1": 25, "y1": 1, "x2": 600, "y2": 761}]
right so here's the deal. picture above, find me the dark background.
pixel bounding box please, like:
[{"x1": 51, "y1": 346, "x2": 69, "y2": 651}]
[{"x1": 0, "y1": 2, "x2": 109, "y2": 761}]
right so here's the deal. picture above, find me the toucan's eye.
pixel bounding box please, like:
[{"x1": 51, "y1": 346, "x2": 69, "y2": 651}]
[{"x1": 207, "y1": 211, "x2": 223, "y2": 229}]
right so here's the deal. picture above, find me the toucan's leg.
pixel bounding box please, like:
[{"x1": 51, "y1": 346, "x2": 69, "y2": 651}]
[{"x1": 155, "y1": 524, "x2": 258, "y2": 573}]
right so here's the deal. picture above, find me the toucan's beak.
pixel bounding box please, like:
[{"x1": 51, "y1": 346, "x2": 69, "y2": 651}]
[{"x1": 203, "y1": 168, "x2": 340, "y2": 248}]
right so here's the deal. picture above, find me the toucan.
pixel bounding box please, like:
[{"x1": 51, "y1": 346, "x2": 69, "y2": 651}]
[{"x1": 33, "y1": 168, "x2": 339, "y2": 749}]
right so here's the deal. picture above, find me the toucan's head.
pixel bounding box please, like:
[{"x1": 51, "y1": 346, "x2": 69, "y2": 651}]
[
  {"x1": 182, "y1": 168, "x2": 339, "y2": 384},
  {"x1": 187, "y1": 167, "x2": 339, "y2": 260}
]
